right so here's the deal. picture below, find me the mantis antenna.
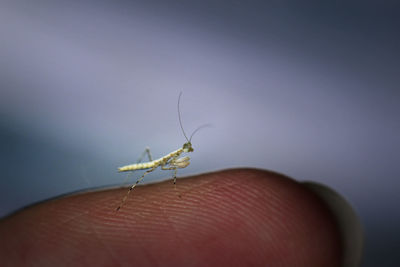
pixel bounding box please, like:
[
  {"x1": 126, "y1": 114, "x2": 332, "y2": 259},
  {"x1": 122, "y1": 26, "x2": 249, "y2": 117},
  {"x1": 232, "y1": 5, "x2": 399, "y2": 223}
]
[
  {"x1": 178, "y1": 92, "x2": 189, "y2": 142},
  {"x1": 178, "y1": 92, "x2": 211, "y2": 142}
]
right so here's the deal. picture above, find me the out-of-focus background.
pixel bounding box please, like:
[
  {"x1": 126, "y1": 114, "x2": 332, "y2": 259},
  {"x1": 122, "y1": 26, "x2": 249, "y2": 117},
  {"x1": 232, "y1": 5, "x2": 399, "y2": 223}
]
[{"x1": 1, "y1": 1, "x2": 399, "y2": 265}]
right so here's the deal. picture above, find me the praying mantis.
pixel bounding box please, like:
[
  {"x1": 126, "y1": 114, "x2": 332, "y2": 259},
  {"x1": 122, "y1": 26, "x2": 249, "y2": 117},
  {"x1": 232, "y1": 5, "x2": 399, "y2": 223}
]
[{"x1": 116, "y1": 92, "x2": 208, "y2": 211}]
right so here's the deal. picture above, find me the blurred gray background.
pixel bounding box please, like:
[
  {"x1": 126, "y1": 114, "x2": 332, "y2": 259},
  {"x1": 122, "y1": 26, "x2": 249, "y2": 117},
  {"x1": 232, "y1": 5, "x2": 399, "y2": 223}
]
[{"x1": 1, "y1": 1, "x2": 399, "y2": 265}]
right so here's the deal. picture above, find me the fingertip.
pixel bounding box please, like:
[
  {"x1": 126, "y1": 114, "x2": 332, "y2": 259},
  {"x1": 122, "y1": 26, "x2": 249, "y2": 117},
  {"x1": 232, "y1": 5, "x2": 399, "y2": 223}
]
[{"x1": 0, "y1": 169, "x2": 344, "y2": 266}]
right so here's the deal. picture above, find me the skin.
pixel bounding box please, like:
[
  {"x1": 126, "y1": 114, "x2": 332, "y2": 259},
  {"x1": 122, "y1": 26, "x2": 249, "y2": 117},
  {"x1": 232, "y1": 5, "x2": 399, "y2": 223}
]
[{"x1": 0, "y1": 169, "x2": 342, "y2": 266}]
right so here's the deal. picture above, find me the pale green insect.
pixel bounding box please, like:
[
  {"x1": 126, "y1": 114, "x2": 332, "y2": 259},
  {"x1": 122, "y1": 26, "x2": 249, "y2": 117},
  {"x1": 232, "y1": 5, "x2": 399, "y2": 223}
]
[{"x1": 116, "y1": 93, "x2": 208, "y2": 211}]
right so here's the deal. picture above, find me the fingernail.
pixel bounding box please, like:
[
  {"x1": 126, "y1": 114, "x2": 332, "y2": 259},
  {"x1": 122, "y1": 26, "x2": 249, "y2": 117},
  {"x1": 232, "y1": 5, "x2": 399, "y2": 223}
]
[{"x1": 302, "y1": 182, "x2": 363, "y2": 267}]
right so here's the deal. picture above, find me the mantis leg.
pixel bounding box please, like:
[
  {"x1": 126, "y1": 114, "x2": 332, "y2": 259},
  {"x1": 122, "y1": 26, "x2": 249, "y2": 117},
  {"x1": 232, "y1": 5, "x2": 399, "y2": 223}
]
[
  {"x1": 137, "y1": 146, "x2": 153, "y2": 162},
  {"x1": 162, "y1": 155, "x2": 190, "y2": 185},
  {"x1": 116, "y1": 166, "x2": 157, "y2": 211}
]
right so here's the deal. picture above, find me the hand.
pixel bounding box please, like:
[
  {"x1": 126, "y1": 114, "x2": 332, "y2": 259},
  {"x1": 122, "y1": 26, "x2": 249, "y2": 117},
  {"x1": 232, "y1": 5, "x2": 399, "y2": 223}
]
[{"x1": 0, "y1": 169, "x2": 360, "y2": 266}]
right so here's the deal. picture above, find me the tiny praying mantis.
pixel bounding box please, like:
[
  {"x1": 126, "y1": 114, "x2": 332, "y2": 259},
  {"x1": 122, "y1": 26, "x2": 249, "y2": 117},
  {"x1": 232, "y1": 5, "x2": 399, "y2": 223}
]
[{"x1": 116, "y1": 92, "x2": 208, "y2": 211}]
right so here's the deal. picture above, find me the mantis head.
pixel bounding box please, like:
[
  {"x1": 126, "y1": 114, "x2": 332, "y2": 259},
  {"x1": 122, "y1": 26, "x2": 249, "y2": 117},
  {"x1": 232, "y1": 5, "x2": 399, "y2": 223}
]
[{"x1": 182, "y1": 142, "x2": 194, "y2": 153}]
